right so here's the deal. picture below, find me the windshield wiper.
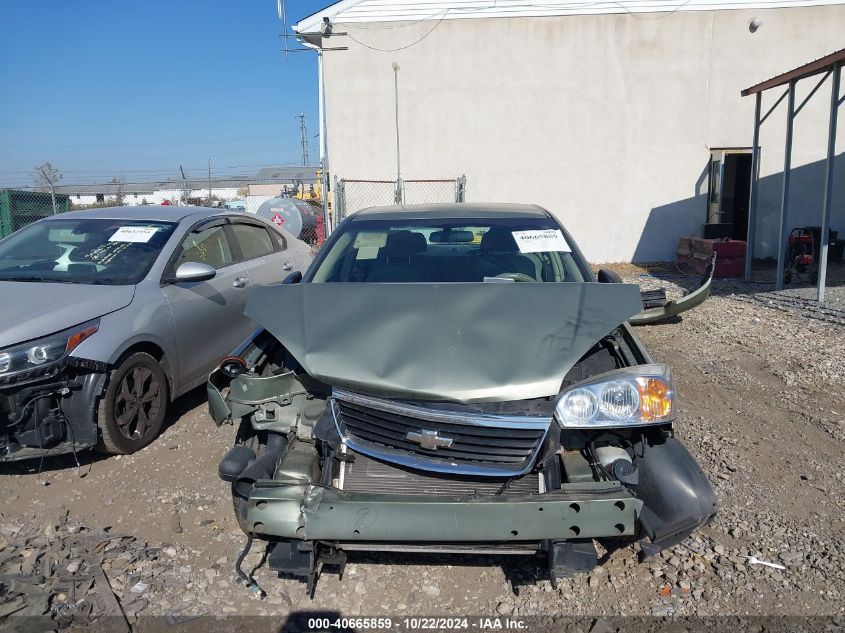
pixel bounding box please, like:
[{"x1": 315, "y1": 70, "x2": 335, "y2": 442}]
[{"x1": 0, "y1": 275, "x2": 48, "y2": 282}]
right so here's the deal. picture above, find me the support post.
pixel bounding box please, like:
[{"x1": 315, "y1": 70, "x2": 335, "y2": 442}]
[
  {"x1": 817, "y1": 63, "x2": 841, "y2": 303},
  {"x1": 392, "y1": 62, "x2": 403, "y2": 205},
  {"x1": 775, "y1": 81, "x2": 796, "y2": 291},
  {"x1": 317, "y1": 51, "x2": 331, "y2": 236},
  {"x1": 745, "y1": 92, "x2": 762, "y2": 280}
]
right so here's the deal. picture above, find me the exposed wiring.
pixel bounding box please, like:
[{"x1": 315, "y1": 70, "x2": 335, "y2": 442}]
[
  {"x1": 344, "y1": 10, "x2": 449, "y2": 52},
  {"x1": 59, "y1": 400, "x2": 91, "y2": 479},
  {"x1": 7, "y1": 393, "x2": 54, "y2": 428},
  {"x1": 333, "y1": 0, "x2": 696, "y2": 45},
  {"x1": 235, "y1": 533, "x2": 266, "y2": 598}
]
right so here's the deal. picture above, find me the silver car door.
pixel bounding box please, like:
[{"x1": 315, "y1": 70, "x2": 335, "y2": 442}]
[
  {"x1": 161, "y1": 220, "x2": 256, "y2": 388},
  {"x1": 227, "y1": 220, "x2": 291, "y2": 287}
]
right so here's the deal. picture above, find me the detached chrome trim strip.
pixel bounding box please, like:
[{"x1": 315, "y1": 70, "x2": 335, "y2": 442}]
[{"x1": 330, "y1": 390, "x2": 551, "y2": 478}]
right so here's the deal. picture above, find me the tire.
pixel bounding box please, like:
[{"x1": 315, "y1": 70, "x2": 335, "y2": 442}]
[{"x1": 95, "y1": 352, "x2": 169, "y2": 454}]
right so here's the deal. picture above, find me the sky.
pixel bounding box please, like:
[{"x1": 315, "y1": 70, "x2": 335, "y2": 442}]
[{"x1": 0, "y1": 0, "x2": 330, "y2": 187}]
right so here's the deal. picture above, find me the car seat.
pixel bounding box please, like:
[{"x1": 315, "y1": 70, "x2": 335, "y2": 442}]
[
  {"x1": 366, "y1": 231, "x2": 432, "y2": 282},
  {"x1": 471, "y1": 226, "x2": 536, "y2": 280}
]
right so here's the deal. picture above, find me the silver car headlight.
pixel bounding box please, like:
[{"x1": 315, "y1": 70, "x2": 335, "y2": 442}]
[
  {"x1": 0, "y1": 319, "x2": 99, "y2": 377},
  {"x1": 554, "y1": 364, "x2": 674, "y2": 428}
]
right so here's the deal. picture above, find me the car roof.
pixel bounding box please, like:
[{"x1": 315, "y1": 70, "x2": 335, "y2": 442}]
[
  {"x1": 46, "y1": 205, "x2": 230, "y2": 224},
  {"x1": 350, "y1": 203, "x2": 550, "y2": 221}
]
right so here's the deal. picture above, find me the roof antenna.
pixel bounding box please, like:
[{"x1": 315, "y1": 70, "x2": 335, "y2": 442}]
[{"x1": 278, "y1": 0, "x2": 289, "y2": 60}]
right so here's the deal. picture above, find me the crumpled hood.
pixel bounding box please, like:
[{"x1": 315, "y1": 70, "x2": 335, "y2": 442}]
[
  {"x1": 0, "y1": 281, "x2": 135, "y2": 348},
  {"x1": 246, "y1": 282, "x2": 642, "y2": 403}
]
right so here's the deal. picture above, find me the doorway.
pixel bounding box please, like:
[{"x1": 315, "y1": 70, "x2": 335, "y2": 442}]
[{"x1": 706, "y1": 149, "x2": 752, "y2": 241}]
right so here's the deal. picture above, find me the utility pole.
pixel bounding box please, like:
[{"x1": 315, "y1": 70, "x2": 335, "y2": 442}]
[
  {"x1": 179, "y1": 165, "x2": 189, "y2": 206},
  {"x1": 208, "y1": 159, "x2": 212, "y2": 206},
  {"x1": 296, "y1": 114, "x2": 309, "y2": 166},
  {"x1": 392, "y1": 62, "x2": 403, "y2": 204},
  {"x1": 40, "y1": 168, "x2": 57, "y2": 214}
]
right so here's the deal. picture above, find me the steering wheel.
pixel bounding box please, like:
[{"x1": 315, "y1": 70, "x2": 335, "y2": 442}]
[{"x1": 493, "y1": 272, "x2": 536, "y2": 282}]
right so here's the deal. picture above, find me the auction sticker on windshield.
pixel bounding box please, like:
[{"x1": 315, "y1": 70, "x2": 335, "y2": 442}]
[
  {"x1": 354, "y1": 231, "x2": 389, "y2": 260},
  {"x1": 109, "y1": 226, "x2": 159, "y2": 243},
  {"x1": 512, "y1": 229, "x2": 571, "y2": 253}
]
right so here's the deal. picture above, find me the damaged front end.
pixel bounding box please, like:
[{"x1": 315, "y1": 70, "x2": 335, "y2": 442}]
[
  {"x1": 0, "y1": 321, "x2": 107, "y2": 461},
  {"x1": 208, "y1": 283, "x2": 717, "y2": 595}
]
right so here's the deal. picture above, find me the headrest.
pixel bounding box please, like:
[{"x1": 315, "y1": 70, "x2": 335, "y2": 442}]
[
  {"x1": 383, "y1": 230, "x2": 427, "y2": 258},
  {"x1": 480, "y1": 226, "x2": 519, "y2": 253}
]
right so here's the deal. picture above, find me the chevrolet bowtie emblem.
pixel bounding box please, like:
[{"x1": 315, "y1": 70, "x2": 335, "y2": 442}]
[{"x1": 405, "y1": 428, "x2": 454, "y2": 450}]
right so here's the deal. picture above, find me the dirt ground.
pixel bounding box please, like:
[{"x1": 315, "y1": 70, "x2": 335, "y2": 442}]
[{"x1": 1, "y1": 270, "x2": 844, "y2": 629}]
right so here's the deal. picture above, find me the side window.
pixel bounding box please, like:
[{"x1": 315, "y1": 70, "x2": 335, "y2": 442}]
[
  {"x1": 175, "y1": 225, "x2": 234, "y2": 270},
  {"x1": 231, "y1": 223, "x2": 278, "y2": 261}
]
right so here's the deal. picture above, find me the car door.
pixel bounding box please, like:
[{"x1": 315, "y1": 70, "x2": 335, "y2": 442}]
[
  {"x1": 227, "y1": 220, "x2": 294, "y2": 287},
  {"x1": 161, "y1": 219, "x2": 256, "y2": 389}
]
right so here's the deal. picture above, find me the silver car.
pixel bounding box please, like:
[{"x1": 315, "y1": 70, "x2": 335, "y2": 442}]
[{"x1": 0, "y1": 206, "x2": 312, "y2": 461}]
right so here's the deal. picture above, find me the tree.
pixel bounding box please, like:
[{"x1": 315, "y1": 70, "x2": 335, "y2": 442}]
[
  {"x1": 109, "y1": 177, "x2": 125, "y2": 205},
  {"x1": 33, "y1": 162, "x2": 62, "y2": 191}
]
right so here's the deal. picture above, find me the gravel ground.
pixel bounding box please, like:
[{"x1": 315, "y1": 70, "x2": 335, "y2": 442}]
[{"x1": 1, "y1": 271, "x2": 844, "y2": 630}]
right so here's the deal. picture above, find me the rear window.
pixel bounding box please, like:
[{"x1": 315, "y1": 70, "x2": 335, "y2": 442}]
[
  {"x1": 230, "y1": 223, "x2": 276, "y2": 260},
  {"x1": 309, "y1": 217, "x2": 589, "y2": 283}
]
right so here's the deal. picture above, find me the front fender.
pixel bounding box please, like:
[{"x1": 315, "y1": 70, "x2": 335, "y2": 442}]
[{"x1": 629, "y1": 256, "x2": 714, "y2": 326}]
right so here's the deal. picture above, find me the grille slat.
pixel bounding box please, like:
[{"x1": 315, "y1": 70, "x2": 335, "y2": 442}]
[
  {"x1": 341, "y1": 401, "x2": 543, "y2": 439},
  {"x1": 343, "y1": 421, "x2": 532, "y2": 461},
  {"x1": 334, "y1": 395, "x2": 550, "y2": 475},
  {"x1": 341, "y1": 410, "x2": 540, "y2": 449}
]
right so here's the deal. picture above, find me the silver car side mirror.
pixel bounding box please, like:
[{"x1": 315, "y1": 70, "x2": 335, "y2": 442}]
[{"x1": 172, "y1": 262, "x2": 216, "y2": 283}]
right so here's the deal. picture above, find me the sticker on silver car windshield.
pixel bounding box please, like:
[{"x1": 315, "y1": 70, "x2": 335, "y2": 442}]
[
  {"x1": 109, "y1": 226, "x2": 159, "y2": 243},
  {"x1": 512, "y1": 229, "x2": 571, "y2": 253}
]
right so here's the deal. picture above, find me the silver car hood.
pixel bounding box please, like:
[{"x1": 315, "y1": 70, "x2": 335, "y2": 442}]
[
  {"x1": 245, "y1": 282, "x2": 643, "y2": 403},
  {"x1": 0, "y1": 281, "x2": 135, "y2": 348}
]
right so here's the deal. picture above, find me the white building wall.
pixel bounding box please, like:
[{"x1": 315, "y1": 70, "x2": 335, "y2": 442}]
[{"x1": 321, "y1": 4, "x2": 845, "y2": 262}]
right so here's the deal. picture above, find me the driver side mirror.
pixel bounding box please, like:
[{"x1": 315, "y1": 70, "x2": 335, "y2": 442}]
[
  {"x1": 282, "y1": 271, "x2": 302, "y2": 284},
  {"x1": 597, "y1": 268, "x2": 623, "y2": 284},
  {"x1": 170, "y1": 262, "x2": 216, "y2": 283}
]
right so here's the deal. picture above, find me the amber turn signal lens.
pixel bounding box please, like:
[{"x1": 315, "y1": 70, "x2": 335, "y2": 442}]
[
  {"x1": 65, "y1": 325, "x2": 99, "y2": 353},
  {"x1": 637, "y1": 377, "x2": 672, "y2": 421}
]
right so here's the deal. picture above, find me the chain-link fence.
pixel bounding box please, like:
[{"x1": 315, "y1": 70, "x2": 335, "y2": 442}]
[
  {"x1": 334, "y1": 179, "x2": 398, "y2": 221},
  {"x1": 0, "y1": 189, "x2": 72, "y2": 238},
  {"x1": 403, "y1": 178, "x2": 465, "y2": 206},
  {"x1": 333, "y1": 175, "x2": 466, "y2": 225}
]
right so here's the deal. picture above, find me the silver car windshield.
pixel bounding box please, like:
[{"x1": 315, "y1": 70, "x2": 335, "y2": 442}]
[
  {"x1": 0, "y1": 219, "x2": 177, "y2": 285},
  {"x1": 310, "y1": 218, "x2": 589, "y2": 283}
]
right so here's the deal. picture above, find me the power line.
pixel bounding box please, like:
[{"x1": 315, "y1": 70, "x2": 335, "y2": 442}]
[
  {"x1": 326, "y1": 0, "x2": 695, "y2": 52},
  {"x1": 344, "y1": 10, "x2": 449, "y2": 52}
]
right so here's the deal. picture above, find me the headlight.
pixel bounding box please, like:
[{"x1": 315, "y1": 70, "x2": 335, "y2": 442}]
[
  {"x1": 0, "y1": 320, "x2": 99, "y2": 377},
  {"x1": 555, "y1": 365, "x2": 674, "y2": 428}
]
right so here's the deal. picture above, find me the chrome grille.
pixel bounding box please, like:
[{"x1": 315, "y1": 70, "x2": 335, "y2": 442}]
[{"x1": 331, "y1": 389, "x2": 551, "y2": 477}]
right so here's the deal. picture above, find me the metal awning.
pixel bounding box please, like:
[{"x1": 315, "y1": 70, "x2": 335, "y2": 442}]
[
  {"x1": 742, "y1": 48, "x2": 845, "y2": 96},
  {"x1": 742, "y1": 49, "x2": 844, "y2": 302}
]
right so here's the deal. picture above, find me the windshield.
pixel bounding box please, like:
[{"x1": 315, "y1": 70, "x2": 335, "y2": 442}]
[
  {"x1": 0, "y1": 218, "x2": 177, "y2": 285},
  {"x1": 308, "y1": 217, "x2": 589, "y2": 283}
]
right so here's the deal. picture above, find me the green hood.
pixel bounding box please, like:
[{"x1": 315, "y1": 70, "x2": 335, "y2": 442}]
[{"x1": 245, "y1": 282, "x2": 642, "y2": 404}]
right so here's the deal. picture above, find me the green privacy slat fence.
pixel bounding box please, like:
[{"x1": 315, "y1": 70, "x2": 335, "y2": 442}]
[{"x1": 0, "y1": 190, "x2": 71, "y2": 239}]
